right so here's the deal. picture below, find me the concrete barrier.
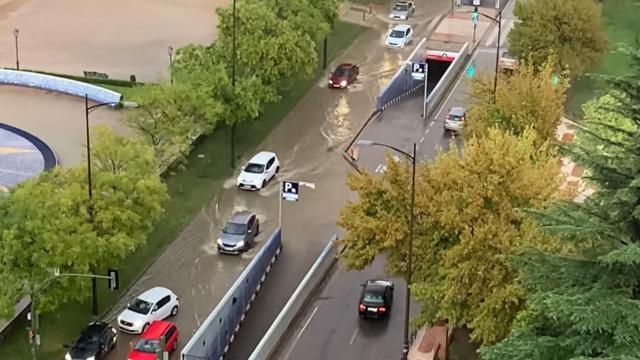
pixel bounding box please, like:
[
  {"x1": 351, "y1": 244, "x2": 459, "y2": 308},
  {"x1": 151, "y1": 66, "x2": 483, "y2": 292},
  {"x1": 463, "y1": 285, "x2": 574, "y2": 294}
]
[
  {"x1": 248, "y1": 235, "x2": 338, "y2": 360},
  {"x1": 180, "y1": 229, "x2": 283, "y2": 360},
  {"x1": 0, "y1": 69, "x2": 122, "y2": 104}
]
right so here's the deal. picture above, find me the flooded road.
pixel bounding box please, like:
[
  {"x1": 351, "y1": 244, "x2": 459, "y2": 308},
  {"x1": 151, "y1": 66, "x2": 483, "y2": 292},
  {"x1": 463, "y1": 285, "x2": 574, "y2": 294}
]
[
  {"x1": 0, "y1": 0, "x2": 227, "y2": 81},
  {"x1": 0, "y1": 85, "x2": 125, "y2": 166}
]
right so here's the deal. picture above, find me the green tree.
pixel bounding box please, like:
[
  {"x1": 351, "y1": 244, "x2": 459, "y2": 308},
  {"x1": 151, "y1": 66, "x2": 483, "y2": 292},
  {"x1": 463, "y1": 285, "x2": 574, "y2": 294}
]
[
  {"x1": 215, "y1": 0, "x2": 317, "y2": 87},
  {"x1": 480, "y1": 49, "x2": 640, "y2": 360},
  {"x1": 0, "y1": 127, "x2": 167, "y2": 315},
  {"x1": 266, "y1": 0, "x2": 330, "y2": 42},
  {"x1": 465, "y1": 60, "x2": 568, "y2": 144},
  {"x1": 339, "y1": 128, "x2": 559, "y2": 343},
  {"x1": 312, "y1": 0, "x2": 341, "y2": 25},
  {"x1": 508, "y1": 0, "x2": 606, "y2": 75}
]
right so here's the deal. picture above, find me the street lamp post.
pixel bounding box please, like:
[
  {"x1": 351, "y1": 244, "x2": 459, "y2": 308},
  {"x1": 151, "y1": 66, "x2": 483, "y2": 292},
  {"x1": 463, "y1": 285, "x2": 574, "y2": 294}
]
[
  {"x1": 473, "y1": 6, "x2": 503, "y2": 102},
  {"x1": 167, "y1": 46, "x2": 174, "y2": 85},
  {"x1": 13, "y1": 28, "x2": 20, "y2": 70},
  {"x1": 84, "y1": 95, "x2": 120, "y2": 317},
  {"x1": 230, "y1": 0, "x2": 238, "y2": 168},
  {"x1": 356, "y1": 140, "x2": 416, "y2": 360}
]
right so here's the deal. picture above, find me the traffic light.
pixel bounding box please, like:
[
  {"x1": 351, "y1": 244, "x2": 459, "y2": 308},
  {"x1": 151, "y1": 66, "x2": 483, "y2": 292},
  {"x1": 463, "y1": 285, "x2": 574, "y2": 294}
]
[
  {"x1": 107, "y1": 269, "x2": 119, "y2": 291},
  {"x1": 471, "y1": 6, "x2": 480, "y2": 24}
]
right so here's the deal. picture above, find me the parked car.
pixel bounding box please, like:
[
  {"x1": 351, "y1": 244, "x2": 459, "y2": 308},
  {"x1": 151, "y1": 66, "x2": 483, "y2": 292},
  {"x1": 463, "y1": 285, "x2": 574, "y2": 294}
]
[
  {"x1": 217, "y1": 210, "x2": 260, "y2": 254},
  {"x1": 385, "y1": 24, "x2": 413, "y2": 49},
  {"x1": 389, "y1": 1, "x2": 415, "y2": 21},
  {"x1": 358, "y1": 279, "x2": 394, "y2": 319},
  {"x1": 64, "y1": 321, "x2": 117, "y2": 360},
  {"x1": 117, "y1": 287, "x2": 179, "y2": 334},
  {"x1": 127, "y1": 321, "x2": 179, "y2": 360},
  {"x1": 498, "y1": 50, "x2": 519, "y2": 72},
  {"x1": 444, "y1": 107, "x2": 466, "y2": 133},
  {"x1": 237, "y1": 151, "x2": 280, "y2": 190},
  {"x1": 328, "y1": 63, "x2": 360, "y2": 89}
]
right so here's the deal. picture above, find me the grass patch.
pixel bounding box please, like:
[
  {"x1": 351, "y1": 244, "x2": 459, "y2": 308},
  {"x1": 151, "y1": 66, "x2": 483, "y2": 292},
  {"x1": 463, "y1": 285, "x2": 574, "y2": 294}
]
[
  {"x1": 565, "y1": 0, "x2": 640, "y2": 118},
  {"x1": 0, "y1": 20, "x2": 366, "y2": 360}
]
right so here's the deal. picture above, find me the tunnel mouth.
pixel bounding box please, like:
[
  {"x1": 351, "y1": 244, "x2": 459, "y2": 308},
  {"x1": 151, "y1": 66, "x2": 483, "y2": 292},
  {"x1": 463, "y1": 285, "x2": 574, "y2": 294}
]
[{"x1": 425, "y1": 57, "x2": 453, "y2": 93}]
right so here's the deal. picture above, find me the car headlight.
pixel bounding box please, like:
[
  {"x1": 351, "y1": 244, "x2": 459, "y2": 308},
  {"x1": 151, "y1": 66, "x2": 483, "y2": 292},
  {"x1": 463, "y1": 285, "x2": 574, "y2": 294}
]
[
  {"x1": 65, "y1": 354, "x2": 72, "y2": 360},
  {"x1": 340, "y1": 80, "x2": 347, "y2": 87},
  {"x1": 87, "y1": 356, "x2": 95, "y2": 360},
  {"x1": 237, "y1": 241, "x2": 245, "y2": 248},
  {"x1": 217, "y1": 238, "x2": 223, "y2": 245},
  {"x1": 328, "y1": 79, "x2": 333, "y2": 84}
]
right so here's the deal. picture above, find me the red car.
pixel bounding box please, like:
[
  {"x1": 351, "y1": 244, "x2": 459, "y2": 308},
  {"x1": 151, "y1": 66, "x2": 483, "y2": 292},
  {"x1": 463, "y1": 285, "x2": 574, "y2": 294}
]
[
  {"x1": 128, "y1": 321, "x2": 179, "y2": 360},
  {"x1": 328, "y1": 63, "x2": 359, "y2": 89}
]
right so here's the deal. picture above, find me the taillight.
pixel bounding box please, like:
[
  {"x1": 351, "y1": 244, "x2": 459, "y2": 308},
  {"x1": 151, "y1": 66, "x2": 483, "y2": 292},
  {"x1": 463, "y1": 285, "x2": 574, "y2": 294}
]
[
  {"x1": 378, "y1": 306, "x2": 386, "y2": 312},
  {"x1": 359, "y1": 304, "x2": 366, "y2": 312}
]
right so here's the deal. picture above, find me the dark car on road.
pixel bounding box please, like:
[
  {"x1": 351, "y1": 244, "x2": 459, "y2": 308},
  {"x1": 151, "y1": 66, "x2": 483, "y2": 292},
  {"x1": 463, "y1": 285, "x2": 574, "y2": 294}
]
[
  {"x1": 358, "y1": 279, "x2": 394, "y2": 319},
  {"x1": 64, "y1": 321, "x2": 117, "y2": 360},
  {"x1": 217, "y1": 210, "x2": 260, "y2": 254},
  {"x1": 328, "y1": 63, "x2": 359, "y2": 89}
]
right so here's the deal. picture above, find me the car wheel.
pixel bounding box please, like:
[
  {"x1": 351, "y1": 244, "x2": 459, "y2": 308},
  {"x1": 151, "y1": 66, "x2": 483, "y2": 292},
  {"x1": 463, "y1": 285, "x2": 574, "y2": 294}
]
[
  {"x1": 276, "y1": 166, "x2": 280, "y2": 174},
  {"x1": 171, "y1": 305, "x2": 179, "y2": 317},
  {"x1": 142, "y1": 323, "x2": 150, "y2": 334},
  {"x1": 255, "y1": 222, "x2": 260, "y2": 236},
  {"x1": 261, "y1": 180, "x2": 266, "y2": 189}
]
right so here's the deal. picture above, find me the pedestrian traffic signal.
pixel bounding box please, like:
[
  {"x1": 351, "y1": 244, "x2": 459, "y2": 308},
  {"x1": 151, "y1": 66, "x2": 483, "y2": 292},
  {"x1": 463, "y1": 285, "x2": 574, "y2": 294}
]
[{"x1": 471, "y1": 6, "x2": 480, "y2": 25}]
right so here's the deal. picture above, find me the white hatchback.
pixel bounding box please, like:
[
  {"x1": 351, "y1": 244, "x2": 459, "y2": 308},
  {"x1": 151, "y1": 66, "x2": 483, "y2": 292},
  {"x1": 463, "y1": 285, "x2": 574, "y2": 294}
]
[
  {"x1": 385, "y1": 24, "x2": 413, "y2": 49},
  {"x1": 117, "y1": 287, "x2": 179, "y2": 334},
  {"x1": 237, "y1": 151, "x2": 280, "y2": 190}
]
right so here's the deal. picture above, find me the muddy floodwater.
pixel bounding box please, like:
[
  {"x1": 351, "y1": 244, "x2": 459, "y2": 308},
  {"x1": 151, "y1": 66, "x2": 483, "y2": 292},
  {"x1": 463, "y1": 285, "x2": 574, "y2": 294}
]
[
  {"x1": 0, "y1": 85, "x2": 126, "y2": 166},
  {"x1": 0, "y1": 0, "x2": 228, "y2": 81}
]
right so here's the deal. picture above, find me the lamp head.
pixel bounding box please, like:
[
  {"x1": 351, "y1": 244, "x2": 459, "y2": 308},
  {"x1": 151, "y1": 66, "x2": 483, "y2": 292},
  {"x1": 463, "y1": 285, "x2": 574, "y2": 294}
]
[
  {"x1": 13, "y1": 28, "x2": 19, "y2": 37},
  {"x1": 167, "y1": 46, "x2": 173, "y2": 56}
]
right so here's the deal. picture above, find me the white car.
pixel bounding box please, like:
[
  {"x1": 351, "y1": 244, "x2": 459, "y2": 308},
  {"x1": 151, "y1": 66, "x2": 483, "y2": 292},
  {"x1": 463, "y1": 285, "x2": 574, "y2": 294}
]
[
  {"x1": 117, "y1": 287, "x2": 179, "y2": 334},
  {"x1": 385, "y1": 24, "x2": 413, "y2": 49},
  {"x1": 237, "y1": 151, "x2": 280, "y2": 190}
]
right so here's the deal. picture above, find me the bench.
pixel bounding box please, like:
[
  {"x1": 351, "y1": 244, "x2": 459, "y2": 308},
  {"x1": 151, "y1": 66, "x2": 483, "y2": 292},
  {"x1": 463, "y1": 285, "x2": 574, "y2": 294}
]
[{"x1": 83, "y1": 71, "x2": 109, "y2": 80}]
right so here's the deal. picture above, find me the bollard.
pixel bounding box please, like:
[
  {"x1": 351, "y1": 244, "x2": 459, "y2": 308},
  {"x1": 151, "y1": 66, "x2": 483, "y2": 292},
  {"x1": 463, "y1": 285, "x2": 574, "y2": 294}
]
[{"x1": 362, "y1": 9, "x2": 366, "y2": 21}]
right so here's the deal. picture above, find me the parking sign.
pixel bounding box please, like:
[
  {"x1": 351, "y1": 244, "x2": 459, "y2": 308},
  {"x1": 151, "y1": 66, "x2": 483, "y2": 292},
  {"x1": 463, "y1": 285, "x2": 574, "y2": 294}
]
[
  {"x1": 282, "y1": 181, "x2": 299, "y2": 202},
  {"x1": 411, "y1": 62, "x2": 426, "y2": 80}
]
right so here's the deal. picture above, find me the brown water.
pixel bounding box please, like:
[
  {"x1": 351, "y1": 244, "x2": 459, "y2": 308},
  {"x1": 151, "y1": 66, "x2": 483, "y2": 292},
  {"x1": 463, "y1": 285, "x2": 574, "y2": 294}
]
[{"x1": 0, "y1": 0, "x2": 227, "y2": 81}]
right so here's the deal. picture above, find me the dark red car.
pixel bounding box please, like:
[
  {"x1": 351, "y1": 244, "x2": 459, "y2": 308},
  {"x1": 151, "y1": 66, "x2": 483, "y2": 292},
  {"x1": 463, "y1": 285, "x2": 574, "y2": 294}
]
[
  {"x1": 128, "y1": 321, "x2": 179, "y2": 360},
  {"x1": 328, "y1": 63, "x2": 359, "y2": 89}
]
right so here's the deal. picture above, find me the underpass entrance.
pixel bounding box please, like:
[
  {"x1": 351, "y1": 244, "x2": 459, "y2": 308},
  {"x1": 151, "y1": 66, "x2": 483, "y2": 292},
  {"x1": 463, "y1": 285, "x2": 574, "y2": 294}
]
[{"x1": 425, "y1": 50, "x2": 456, "y2": 94}]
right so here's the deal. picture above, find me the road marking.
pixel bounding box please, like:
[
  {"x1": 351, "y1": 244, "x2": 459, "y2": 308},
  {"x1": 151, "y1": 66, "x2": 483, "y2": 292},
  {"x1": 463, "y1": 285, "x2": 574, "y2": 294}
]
[
  {"x1": 420, "y1": 136, "x2": 425, "y2": 143},
  {"x1": 375, "y1": 164, "x2": 385, "y2": 173},
  {"x1": 425, "y1": 128, "x2": 431, "y2": 135},
  {"x1": 434, "y1": 49, "x2": 481, "y2": 120},
  {"x1": 349, "y1": 327, "x2": 360, "y2": 345},
  {"x1": 284, "y1": 306, "x2": 319, "y2": 360}
]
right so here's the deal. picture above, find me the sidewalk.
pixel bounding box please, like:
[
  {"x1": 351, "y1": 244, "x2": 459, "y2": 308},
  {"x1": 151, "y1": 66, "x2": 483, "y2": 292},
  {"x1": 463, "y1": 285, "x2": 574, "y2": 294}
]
[
  {"x1": 409, "y1": 326, "x2": 448, "y2": 360},
  {"x1": 557, "y1": 117, "x2": 595, "y2": 203}
]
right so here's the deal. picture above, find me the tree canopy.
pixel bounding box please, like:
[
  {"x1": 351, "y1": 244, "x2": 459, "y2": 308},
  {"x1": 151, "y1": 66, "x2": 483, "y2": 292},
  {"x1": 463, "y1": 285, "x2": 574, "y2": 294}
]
[
  {"x1": 480, "y1": 49, "x2": 640, "y2": 360},
  {"x1": 338, "y1": 128, "x2": 559, "y2": 343},
  {"x1": 0, "y1": 127, "x2": 167, "y2": 315},
  {"x1": 508, "y1": 0, "x2": 606, "y2": 75},
  {"x1": 464, "y1": 60, "x2": 568, "y2": 144}
]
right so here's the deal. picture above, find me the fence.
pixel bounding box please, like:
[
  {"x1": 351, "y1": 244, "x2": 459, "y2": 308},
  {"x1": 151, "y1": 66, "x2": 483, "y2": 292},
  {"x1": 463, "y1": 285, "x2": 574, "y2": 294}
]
[
  {"x1": 248, "y1": 235, "x2": 338, "y2": 360},
  {"x1": 180, "y1": 229, "x2": 283, "y2": 360},
  {"x1": 0, "y1": 68, "x2": 122, "y2": 104}
]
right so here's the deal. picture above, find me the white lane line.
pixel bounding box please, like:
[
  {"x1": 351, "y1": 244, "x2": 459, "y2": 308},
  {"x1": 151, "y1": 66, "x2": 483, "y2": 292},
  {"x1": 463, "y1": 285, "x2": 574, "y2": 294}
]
[
  {"x1": 425, "y1": 128, "x2": 431, "y2": 135},
  {"x1": 349, "y1": 327, "x2": 360, "y2": 345},
  {"x1": 284, "y1": 306, "x2": 319, "y2": 360},
  {"x1": 420, "y1": 136, "x2": 425, "y2": 143},
  {"x1": 434, "y1": 49, "x2": 481, "y2": 120},
  {"x1": 375, "y1": 164, "x2": 385, "y2": 173}
]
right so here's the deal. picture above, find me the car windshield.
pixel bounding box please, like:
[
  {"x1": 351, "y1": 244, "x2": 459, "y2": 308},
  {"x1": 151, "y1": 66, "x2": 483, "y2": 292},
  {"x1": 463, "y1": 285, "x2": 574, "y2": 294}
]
[
  {"x1": 223, "y1": 222, "x2": 247, "y2": 235},
  {"x1": 74, "y1": 332, "x2": 100, "y2": 351},
  {"x1": 134, "y1": 339, "x2": 160, "y2": 354},
  {"x1": 127, "y1": 299, "x2": 153, "y2": 315},
  {"x1": 334, "y1": 67, "x2": 349, "y2": 76},
  {"x1": 502, "y1": 51, "x2": 517, "y2": 59},
  {"x1": 390, "y1": 30, "x2": 406, "y2": 38},
  {"x1": 244, "y1": 163, "x2": 265, "y2": 174},
  {"x1": 393, "y1": 4, "x2": 408, "y2": 11},
  {"x1": 363, "y1": 291, "x2": 384, "y2": 304}
]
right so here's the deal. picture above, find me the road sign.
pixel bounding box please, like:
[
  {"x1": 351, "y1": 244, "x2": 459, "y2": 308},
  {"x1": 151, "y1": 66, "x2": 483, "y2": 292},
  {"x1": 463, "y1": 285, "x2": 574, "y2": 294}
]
[
  {"x1": 551, "y1": 73, "x2": 560, "y2": 86},
  {"x1": 411, "y1": 62, "x2": 426, "y2": 80},
  {"x1": 282, "y1": 181, "x2": 300, "y2": 202},
  {"x1": 466, "y1": 64, "x2": 475, "y2": 78}
]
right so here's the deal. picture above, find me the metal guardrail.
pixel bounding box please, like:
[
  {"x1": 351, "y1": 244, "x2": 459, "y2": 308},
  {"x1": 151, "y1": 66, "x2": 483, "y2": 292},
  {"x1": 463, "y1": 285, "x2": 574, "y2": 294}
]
[
  {"x1": 0, "y1": 68, "x2": 122, "y2": 104},
  {"x1": 248, "y1": 234, "x2": 338, "y2": 360}
]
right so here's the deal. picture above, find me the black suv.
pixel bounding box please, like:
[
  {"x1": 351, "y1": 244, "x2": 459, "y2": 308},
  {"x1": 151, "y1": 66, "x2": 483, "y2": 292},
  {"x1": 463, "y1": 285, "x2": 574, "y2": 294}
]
[
  {"x1": 64, "y1": 321, "x2": 117, "y2": 360},
  {"x1": 358, "y1": 279, "x2": 394, "y2": 319}
]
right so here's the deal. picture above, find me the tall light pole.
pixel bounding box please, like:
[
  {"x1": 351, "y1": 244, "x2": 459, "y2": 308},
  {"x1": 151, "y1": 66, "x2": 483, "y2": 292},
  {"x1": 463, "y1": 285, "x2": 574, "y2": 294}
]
[
  {"x1": 167, "y1": 46, "x2": 174, "y2": 85},
  {"x1": 84, "y1": 95, "x2": 120, "y2": 317},
  {"x1": 473, "y1": 6, "x2": 503, "y2": 103},
  {"x1": 357, "y1": 140, "x2": 416, "y2": 360},
  {"x1": 230, "y1": 0, "x2": 238, "y2": 168},
  {"x1": 13, "y1": 28, "x2": 20, "y2": 70}
]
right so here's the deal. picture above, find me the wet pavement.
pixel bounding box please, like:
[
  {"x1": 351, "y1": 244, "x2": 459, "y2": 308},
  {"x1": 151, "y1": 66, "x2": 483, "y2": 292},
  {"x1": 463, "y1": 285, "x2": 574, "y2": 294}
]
[
  {"x1": 274, "y1": 1, "x2": 518, "y2": 359},
  {"x1": 99, "y1": 2, "x2": 447, "y2": 360},
  {"x1": 0, "y1": 0, "x2": 226, "y2": 81},
  {"x1": 0, "y1": 85, "x2": 126, "y2": 166}
]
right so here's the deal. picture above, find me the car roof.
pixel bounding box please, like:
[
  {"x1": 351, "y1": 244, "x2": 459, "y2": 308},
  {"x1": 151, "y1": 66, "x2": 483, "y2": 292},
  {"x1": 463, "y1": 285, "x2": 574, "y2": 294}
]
[
  {"x1": 449, "y1": 107, "x2": 466, "y2": 116},
  {"x1": 138, "y1": 287, "x2": 172, "y2": 302},
  {"x1": 248, "y1": 151, "x2": 276, "y2": 164},
  {"x1": 337, "y1": 63, "x2": 355, "y2": 69},
  {"x1": 229, "y1": 210, "x2": 254, "y2": 224},
  {"x1": 81, "y1": 321, "x2": 110, "y2": 335},
  {"x1": 392, "y1": 24, "x2": 412, "y2": 31},
  {"x1": 142, "y1": 321, "x2": 175, "y2": 339}
]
